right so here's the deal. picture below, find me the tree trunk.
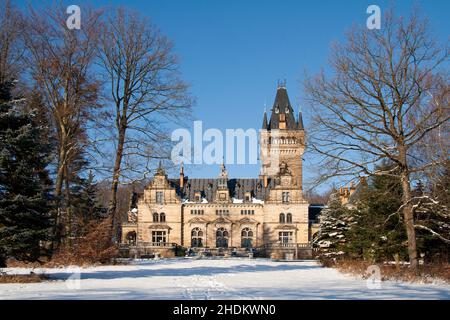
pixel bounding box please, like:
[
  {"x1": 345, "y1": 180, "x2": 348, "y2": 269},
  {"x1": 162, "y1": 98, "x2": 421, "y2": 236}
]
[
  {"x1": 52, "y1": 140, "x2": 67, "y2": 248},
  {"x1": 109, "y1": 126, "x2": 126, "y2": 242},
  {"x1": 64, "y1": 165, "x2": 72, "y2": 247},
  {"x1": 400, "y1": 169, "x2": 419, "y2": 272}
]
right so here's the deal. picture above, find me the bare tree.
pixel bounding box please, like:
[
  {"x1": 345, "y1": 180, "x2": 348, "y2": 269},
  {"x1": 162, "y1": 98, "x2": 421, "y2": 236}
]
[
  {"x1": 0, "y1": 0, "x2": 23, "y2": 84},
  {"x1": 23, "y1": 5, "x2": 103, "y2": 243},
  {"x1": 305, "y1": 11, "x2": 449, "y2": 271},
  {"x1": 98, "y1": 8, "x2": 193, "y2": 239}
]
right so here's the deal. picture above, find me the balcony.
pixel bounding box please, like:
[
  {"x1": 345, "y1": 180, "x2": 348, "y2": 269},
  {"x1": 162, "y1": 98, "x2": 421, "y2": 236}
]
[
  {"x1": 262, "y1": 242, "x2": 311, "y2": 249},
  {"x1": 119, "y1": 242, "x2": 176, "y2": 249}
]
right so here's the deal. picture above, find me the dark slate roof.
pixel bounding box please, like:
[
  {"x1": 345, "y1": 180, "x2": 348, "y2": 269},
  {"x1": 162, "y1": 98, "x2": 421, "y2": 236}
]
[
  {"x1": 262, "y1": 111, "x2": 268, "y2": 129},
  {"x1": 297, "y1": 111, "x2": 304, "y2": 130},
  {"x1": 268, "y1": 87, "x2": 297, "y2": 130},
  {"x1": 168, "y1": 178, "x2": 276, "y2": 202}
]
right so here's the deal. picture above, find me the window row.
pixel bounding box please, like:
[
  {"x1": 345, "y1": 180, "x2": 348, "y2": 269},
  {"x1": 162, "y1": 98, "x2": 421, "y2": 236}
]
[
  {"x1": 267, "y1": 137, "x2": 298, "y2": 144},
  {"x1": 216, "y1": 209, "x2": 230, "y2": 215},
  {"x1": 279, "y1": 213, "x2": 293, "y2": 223},
  {"x1": 125, "y1": 229, "x2": 294, "y2": 247},
  {"x1": 190, "y1": 209, "x2": 204, "y2": 215},
  {"x1": 191, "y1": 227, "x2": 254, "y2": 248},
  {"x1": 241, "y1": 209, "x2": 255, "y2": 215},
  {"x1": 152, "y1": 212, "x2": 166, "y2": 222}
]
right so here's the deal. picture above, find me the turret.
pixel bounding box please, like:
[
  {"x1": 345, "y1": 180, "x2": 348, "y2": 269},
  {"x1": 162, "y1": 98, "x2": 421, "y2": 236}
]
[{"x1": 179, "y1": 162, "x2": 185, "y2": 188}]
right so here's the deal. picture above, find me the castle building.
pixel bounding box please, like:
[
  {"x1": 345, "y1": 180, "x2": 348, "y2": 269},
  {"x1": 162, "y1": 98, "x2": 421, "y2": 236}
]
[{"x1": 120, "y1": 84, "x2": 311, "y2": 258}]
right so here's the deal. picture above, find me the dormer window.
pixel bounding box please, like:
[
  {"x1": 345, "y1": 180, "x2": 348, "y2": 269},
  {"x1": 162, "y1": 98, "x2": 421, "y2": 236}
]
[
  {"x1": 194, "y1": 192, "x2": 201, "y2": 202},
  {"x1": 285, "y1": 107, "x2": 290, "y2": 114},
  {"x1": 156, "y1": 191, "x2": 164, "y2": 204},
  {"x1": 244, "y1": 192, "x2": 251, "y2": 202},
  {"x1": 275, "y1": 106, "x2": 279, "y2": 113}
]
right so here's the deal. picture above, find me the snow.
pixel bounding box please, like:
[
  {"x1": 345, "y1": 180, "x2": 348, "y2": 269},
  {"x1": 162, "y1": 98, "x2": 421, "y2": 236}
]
[
  {"x1": 232, "y1": 198, "x2": 244, "y2": 204},
  {"x1": 1, "y1": 259, "x2": 449, "y2": 300},
  {"x1": 252, "y1": 198, "x2": 264, "y2": 204}
]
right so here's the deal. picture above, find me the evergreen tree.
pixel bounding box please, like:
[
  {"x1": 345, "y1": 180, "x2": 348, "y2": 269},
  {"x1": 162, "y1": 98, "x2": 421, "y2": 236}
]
[
  {"x1": 0, "y1": 81, "x2": 54, "y2": 267},
  {"x1": 315, "y1": 192, "x2": 354, "y2": 259},
  {"x1": 414, "y1": 161, "x2": 450, "y2": 262},
  {"x1": 345, "y1": 162, "x2": 408, "y2": 262},
  {"x1": 68, "y1": 169, "x2": 102, "y2": 238}
]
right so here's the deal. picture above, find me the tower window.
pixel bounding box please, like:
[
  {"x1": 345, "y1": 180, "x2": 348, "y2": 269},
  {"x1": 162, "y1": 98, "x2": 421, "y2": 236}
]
[
  {"x1": 156, "y1": 191, "x2": 164, "y2": 204},
  {"x1": 286, "y1": 213, "x2": 292, "y2": 223},
  {"x1": 279, "y1": 213, "x2": 285, "y2": 223},
  {"x1": 282, "y1": 192, "x2": 290, "y2": 203}
]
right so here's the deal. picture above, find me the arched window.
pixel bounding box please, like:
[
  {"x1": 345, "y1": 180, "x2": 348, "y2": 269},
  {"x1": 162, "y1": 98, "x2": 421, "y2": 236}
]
[
  {"x1": 160, "y1": 212, "x2": 166, "y2": 222},
  {"x1": 241, "y1": 228, "x2": 253, "y2": 248},
  {"x1": 216, "y1": 227, "x2": 229, "y2": 248},
  {"x1": 279, "y1": 213, "x2": 285, "y2": 223},
  {"x1": 191, "y1": 228, "x2": 204, "y2": 247},
  {"x1": 153, "y1": 212, "x2": 159, "y2": 222},
  {"x1": 286, "y1": 213, "x2": 292, "y2": 223}
]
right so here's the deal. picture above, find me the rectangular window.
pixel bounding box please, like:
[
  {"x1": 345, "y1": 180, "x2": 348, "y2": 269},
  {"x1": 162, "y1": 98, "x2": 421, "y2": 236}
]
[
  {"x1": 152, "y1": 231, "x2": 167, "y2": 244},
  {"x1": 282, "y1": 192, "x2": 290, "y2": 203},
  {"x1": 156, "y1": 192, "x2": 164, "y2": 204},
  {"x1": 279, "y1": 231, "x2": 293, "y2": 244}
]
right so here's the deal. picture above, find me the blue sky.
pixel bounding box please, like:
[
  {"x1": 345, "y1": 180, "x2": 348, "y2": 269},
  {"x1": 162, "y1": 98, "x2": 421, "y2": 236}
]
[{"x1": 16, "y1": 0, "x2": 450, "y2": 189}]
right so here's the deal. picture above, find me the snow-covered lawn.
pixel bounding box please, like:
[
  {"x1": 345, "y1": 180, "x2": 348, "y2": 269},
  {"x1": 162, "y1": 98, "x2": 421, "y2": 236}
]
[{"x1": 1, "y1": 258, "x2": 449, "y2": 300}]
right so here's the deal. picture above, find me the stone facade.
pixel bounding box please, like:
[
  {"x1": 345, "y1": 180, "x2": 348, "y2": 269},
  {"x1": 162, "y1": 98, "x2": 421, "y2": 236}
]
[{"x1": 120, "y1": 85, "x2": 311, "y2": 258}]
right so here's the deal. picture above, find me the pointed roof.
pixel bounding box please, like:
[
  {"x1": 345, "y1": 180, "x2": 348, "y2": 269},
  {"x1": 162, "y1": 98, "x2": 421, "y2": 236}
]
[
  {"x1": 297, "y1": 111, "x2": 304, "y2": 130},
  {"x1": 262, "y1": 111, "x2": 268, "y2": 129},
  {"x1": 156, "y1": 161, "x2": 166, "y2": 175},
  {"x1": 268, "y1": 86, "x2": 297, "y2": 130}
]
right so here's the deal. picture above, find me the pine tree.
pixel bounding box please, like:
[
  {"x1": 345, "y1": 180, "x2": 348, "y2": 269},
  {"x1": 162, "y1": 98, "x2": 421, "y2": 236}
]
[
  {"x1": 68, "y1": 169, "x2": 102, "y2": 238},
  {"x1": 414, "y1": 161, "x2": 450, "y2": 262},
  {"x1": 315, "y1": 192, "x2": 354, "y2": 259},
  {"x1": 0, "y1": 81, "x2": 54, "y2": 267},
  {"x1": 345, "y1": 162, "x2": 408, "y2": 262}
]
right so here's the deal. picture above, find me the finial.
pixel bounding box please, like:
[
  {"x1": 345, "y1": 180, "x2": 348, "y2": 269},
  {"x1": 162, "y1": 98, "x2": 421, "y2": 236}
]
[{"x1": 277, "y1": 79, "x2": 287, "y2": 88}]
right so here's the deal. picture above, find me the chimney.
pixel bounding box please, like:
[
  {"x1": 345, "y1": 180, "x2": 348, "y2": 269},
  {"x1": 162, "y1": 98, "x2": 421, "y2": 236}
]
[
  {"x1": 349, "y1": 181, "x2": 356, "y2": 196},
  {"x1": 179, "y1": 162, "x2": 184, "y2": 188},
  {"x1": 263, "y1": 175, "x2": 268, "y2": 188}
]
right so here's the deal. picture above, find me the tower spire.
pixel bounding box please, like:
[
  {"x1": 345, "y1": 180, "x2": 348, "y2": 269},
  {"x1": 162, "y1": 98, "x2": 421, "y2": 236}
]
[
  {"x1": 262, "y1": 110, "x2": 268, "y2": 129},
  {"x1": 297, "y1": 111, "x2": 304, "y2": 130},
  {"x1": 269, "y1": 84, "x2": 296, "y2": 130}
]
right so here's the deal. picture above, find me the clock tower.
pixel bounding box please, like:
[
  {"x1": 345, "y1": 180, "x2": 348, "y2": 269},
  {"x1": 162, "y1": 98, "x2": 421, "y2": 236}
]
[{"x1": 260, "y1": 83, "x2": 306, "y2": 190}]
